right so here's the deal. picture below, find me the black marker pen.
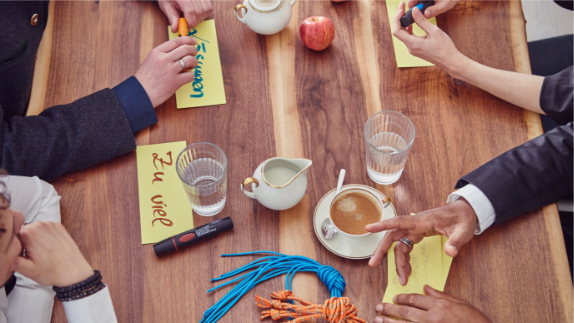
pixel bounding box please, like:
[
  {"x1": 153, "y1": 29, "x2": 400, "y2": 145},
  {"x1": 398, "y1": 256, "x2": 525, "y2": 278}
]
[
  {"x1": 153, "y1": 217, "x2": 233, "y2": 257},
  {"x1": 400, "y1": 1, "x2": 435, "y2": 27}
]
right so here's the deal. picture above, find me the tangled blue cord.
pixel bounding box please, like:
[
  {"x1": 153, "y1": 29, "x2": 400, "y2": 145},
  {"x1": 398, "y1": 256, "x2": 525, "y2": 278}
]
[{"x1": 199, "y1": 251, "x2": 346, "y2": 323}]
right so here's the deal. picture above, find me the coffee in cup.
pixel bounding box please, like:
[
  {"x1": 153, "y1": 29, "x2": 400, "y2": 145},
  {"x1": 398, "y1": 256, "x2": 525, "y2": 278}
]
[{"x1": 329, "y1": 189, "x2": 383, "y2": 236}]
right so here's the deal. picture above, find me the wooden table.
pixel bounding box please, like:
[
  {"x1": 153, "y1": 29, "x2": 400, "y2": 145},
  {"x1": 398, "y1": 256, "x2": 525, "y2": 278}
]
[{"x1": 29, "y1": 1, "x2": 572, "y2": 322}]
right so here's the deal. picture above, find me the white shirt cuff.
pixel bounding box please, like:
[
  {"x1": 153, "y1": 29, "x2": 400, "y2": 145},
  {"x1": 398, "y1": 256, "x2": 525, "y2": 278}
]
[
  {"x1": 447, "y1": 184, "x2": 496, "y2": 235},
  {"x1": 63, "y1": 286, "x2": 118, "y2": 323}
]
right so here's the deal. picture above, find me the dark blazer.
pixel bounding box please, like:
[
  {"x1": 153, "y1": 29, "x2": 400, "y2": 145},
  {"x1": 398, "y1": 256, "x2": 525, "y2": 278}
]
[
  {"x1": 456, "y1": 67, "x2": 573, "y2": 225},
  {"x1": 0, "y1": 1, "x2": 135, "y2": 182}
]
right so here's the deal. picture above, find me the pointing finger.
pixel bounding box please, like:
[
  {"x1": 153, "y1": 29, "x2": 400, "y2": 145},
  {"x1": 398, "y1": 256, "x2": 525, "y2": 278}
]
[{"x1": 412, "y1": 7, "x2": 439, "y2": 35}]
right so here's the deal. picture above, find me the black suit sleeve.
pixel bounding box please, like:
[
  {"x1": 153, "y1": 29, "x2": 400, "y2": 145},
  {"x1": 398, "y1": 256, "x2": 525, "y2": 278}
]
[
  {"x1": 455, "y1": 66, "x2": 573, "y2": 226},
  {"x1": 0, "y1": 89, "x2": 136, "y2": 182}
]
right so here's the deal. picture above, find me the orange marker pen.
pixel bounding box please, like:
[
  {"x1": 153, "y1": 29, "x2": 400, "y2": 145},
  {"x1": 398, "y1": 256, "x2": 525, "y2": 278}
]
[{"x1": 178, "y1": 17, "x2": 189, "y2": 37}]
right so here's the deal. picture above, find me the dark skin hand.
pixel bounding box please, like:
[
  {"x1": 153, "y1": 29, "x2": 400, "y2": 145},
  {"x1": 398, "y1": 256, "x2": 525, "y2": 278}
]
[
  {"x1": 374, "y1": 285, "x2": 493, "y2": 323},
  {"x1": 366, "y1": 199, "x2": 478, "y2": 285}
]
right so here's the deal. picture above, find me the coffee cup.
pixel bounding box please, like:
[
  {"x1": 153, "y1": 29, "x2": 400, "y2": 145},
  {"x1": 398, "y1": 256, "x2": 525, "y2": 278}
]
[{"x1": 328, "y1": 188, "x2": 384, "y2": 239}]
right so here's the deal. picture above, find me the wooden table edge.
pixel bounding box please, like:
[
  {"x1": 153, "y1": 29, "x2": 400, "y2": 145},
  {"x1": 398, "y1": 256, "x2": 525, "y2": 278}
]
[{"x1": 510, "y1": 1, "x2": 574, "y2": 320}]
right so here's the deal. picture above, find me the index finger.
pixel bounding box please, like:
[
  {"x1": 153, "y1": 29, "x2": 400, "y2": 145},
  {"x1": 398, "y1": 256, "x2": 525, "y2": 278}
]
[
  {"x1": 392, "y1": 2, "x2": 416, "y2": 45},
  {"x1": 366, "y1": 215, "x2": 425, "y2": 233},
  {"x1": 157, "y1": 36, "x2": 197, "y2": 53},
  {"x1": 406, "y1": 0, "x2": 418, "y2": 8}
]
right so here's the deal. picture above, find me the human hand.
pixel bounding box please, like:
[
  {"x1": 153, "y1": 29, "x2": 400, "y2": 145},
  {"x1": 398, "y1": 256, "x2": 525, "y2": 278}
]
[
  {"x1": 374, "y1": 285, "x2": 493, "y2": 323},
  {"x1": 14, "y1": 222, "x2": 95, "y2": 288},
  {"x1": 135, "y1": 37, "x2": 198, "y2": 108},
  {"x1": 159, "y1": 0, "x2": 213, "y2": 32},
  {"x1": 365, "y1": 199, "x2": 477, "y2": 285},
  {"x1": 392, "y1": 2, "x2": 468, "y2": 75},
  {"x1": 406, "y1": 0, "x2": 460, "y2": 19}
]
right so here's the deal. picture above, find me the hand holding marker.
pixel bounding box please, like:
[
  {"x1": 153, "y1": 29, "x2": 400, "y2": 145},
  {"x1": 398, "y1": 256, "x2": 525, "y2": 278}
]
[{"x1": 400, "y1": 1, "x2": 435, "y2": 27}]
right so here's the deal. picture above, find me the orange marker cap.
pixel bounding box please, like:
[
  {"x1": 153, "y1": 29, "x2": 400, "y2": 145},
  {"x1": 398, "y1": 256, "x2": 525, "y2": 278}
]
[{"x1": 178, "y1": 17, "x2": 189, "y2": 37}]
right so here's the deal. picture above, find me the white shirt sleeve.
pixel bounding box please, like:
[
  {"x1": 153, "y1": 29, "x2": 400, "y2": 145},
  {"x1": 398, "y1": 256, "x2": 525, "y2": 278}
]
[
  {"x1": 4, "y1": 175, "x2": 61, "y2": 224},
  {"x1": 2, "y1": 176, "x2": 117, "y2": 323},
  {"x1": 447, "y1": 184, "x2": 496, "y2": 235},
  {"x1": 63, "y1": 286, "x2": 118, "y2": 323},
  {"x1": 0, "y1": 287, "x2": 8, "y2": 323},
  {"x1": 3, "y1": 176, "x2": 60, "y2": 323}
]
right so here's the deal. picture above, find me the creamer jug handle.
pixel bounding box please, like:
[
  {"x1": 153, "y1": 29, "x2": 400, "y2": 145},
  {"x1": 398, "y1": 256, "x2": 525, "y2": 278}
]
[
  {"x1": 290, "y1": 0, "x2": 297, "y2": 6},
  {"x1": 235, "y1": 4, "x2": 247, "y2": 24},
  {"x1": 241, "y1": 177, "x2": 258, "y2": 199}
]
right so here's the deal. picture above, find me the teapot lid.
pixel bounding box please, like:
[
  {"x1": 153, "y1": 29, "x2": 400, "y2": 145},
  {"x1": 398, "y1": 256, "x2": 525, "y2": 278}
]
[{"x1": 249, "y1": 0, "x2": 284, "y2": 12}]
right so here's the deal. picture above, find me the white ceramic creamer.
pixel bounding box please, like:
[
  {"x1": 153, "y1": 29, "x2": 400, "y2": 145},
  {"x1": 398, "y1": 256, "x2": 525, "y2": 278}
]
[
  {"x1": 234, "y1": 0, "x2": 297, "y2": 35},
  {"x1": 241, "y1": 157, "x2": 312, "y2": 210}
]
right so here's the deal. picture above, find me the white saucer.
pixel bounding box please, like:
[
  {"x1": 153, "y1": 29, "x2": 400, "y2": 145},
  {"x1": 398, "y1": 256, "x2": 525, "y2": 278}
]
[{"x1": 313, "y1": 184, "x2": 397, "y2": 260}]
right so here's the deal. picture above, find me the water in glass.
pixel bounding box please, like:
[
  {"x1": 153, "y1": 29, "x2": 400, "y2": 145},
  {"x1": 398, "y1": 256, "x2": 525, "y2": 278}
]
[
  {"x1": 366, "y1": 132, "x2": 409, "y2": 185},
  {"x1": 180, "y1": 158, "x2": 227, "y2": 216}
]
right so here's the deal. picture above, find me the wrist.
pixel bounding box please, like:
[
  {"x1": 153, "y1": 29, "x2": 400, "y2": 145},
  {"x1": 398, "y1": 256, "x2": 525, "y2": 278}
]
[
  {"x1": 57, "y1": 265, "x2": 95, "y2": 287},
  {"x1": 53, "y1": 270, "x2": 105, "y2": 302},
  {"x1": 443, "y1": 52, "x2": 471, "y2": 81},
  {"x1": 452, "y1": 198, "x2": 478, "y2": 225}
]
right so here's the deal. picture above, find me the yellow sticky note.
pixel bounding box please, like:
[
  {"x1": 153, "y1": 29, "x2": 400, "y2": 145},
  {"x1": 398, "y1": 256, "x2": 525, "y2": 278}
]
[
  {"x1": 168, "y1": 20, "x2": 226, "y2": 108},
  {"x1": 383, "y1": 235, "x2": 444, "y2": 303},
  {"x1": 441, "y1": 235, "x2": 454, "y2": 290},
  {"x1": 136, "y1": 141, "x2": 194, "y2": 244},
  {"x1": 385, "y1": 1, "x2": 437, "y2": 68}
]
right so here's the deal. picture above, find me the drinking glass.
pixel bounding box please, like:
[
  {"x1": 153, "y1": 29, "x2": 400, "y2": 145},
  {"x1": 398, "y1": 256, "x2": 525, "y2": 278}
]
[
  {"x1": 364, "y1": 111, "x2": 415, "y2": 185},
  {"x1": 176, "y1": 143, "x2": 228, "y2": 216}
]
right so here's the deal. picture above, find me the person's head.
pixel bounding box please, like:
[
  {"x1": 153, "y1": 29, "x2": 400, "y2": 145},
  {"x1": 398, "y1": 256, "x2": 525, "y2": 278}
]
[{"x1": 0, "y1": 182, "x2": 24, "y2": 286}]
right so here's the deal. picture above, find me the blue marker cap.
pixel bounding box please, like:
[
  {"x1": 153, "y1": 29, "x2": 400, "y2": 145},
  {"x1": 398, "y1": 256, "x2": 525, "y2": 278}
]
[{"x1": 400, "y1": 1, "x2": 435, "y2": 27}]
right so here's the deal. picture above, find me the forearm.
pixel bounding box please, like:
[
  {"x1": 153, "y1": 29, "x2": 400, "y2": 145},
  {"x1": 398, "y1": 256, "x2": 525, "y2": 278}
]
[{"x1": 448, "y1": 54, "x2": 545, "y2": 114}]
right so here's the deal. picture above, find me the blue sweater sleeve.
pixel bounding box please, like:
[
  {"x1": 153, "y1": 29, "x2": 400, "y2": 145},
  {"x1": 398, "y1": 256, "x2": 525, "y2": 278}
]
[{"x1": 112, "y1": 76, "x2": 158, "y2": 133}]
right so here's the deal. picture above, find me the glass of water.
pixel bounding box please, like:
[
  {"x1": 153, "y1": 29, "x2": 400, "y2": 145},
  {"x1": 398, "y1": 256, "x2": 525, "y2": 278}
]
[
  {"x1": 364, "y1": 111, "x2": 415, "y2": 185},
  {"x1": 176, "y1": 143, "x2": 228, "y2": 216}
]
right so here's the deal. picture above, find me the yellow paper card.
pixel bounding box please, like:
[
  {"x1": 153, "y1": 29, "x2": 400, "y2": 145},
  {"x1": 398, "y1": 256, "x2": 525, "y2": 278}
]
[
  {"x1": 168, "y1": 19, "x2": 226, "y2": 108},
  {"x1": 383, "y1": 235, "x2": 444, "y2": 303},
  {"x1": 136, "y1": 141, "x2": 194, "y2": 244},
  {"x1": 385, "y1": 1, "x2": 437, "y2": 68},
  {"x1": 441, "y1": 235, "x2": 454, "y2": 290}
]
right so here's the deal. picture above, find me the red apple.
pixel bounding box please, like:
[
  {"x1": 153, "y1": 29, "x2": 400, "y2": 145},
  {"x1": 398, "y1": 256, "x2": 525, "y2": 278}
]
[{"x1": 299, "y1": 16, "x2": 335, "y2": 51}]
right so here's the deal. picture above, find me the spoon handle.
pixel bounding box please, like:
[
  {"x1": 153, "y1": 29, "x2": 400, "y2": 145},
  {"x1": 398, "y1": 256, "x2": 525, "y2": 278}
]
[{"x1": 336, "y1": 169, "x2": 346, "y2": 194}]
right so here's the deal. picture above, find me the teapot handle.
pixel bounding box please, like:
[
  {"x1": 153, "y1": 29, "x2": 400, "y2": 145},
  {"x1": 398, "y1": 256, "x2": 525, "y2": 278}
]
[
  {"x1": 241, "y1": 177, "x2": 258, "y2": 199},
  {"x1": 290, "y1": 0, "x2": 297, "y2": 6},
  {"x1": 234, "y1": 4, "x2": 247, "y2": 24}
]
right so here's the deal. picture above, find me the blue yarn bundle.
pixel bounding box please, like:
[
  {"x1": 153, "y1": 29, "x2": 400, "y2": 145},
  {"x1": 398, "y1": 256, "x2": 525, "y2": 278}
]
[{"x1": 199, "y1": 251, "x2": 346, "y2": 323}]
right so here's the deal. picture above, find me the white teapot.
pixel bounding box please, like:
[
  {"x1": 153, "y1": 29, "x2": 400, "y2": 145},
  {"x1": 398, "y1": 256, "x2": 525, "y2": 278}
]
[
  {"x1": 234, "y1": 0, "x2": 297, "y2": 35},
  {"x1": 241, "y1": 157, "x2": 312, "y2": 210}
]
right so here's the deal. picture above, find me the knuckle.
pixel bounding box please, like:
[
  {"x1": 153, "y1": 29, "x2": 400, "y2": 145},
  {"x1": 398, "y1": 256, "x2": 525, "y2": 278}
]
[
  {"x1": 173, "y1": 37, "x2": 183, "y2": 47},
  {"x1": 407, "y1": 294, "x2": 419, "y2": 305},
  {"x1": 436, "y1": 299, "x2": 452, "y2": 310},
  {"x1": 398, "y1": 306, "x2": 411, "y2": 318}
]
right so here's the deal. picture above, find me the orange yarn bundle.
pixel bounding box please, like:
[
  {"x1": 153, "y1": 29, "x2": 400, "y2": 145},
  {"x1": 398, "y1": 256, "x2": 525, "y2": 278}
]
[{"x1": 256, "y1": 290, "x2": 367, "y2": 323}]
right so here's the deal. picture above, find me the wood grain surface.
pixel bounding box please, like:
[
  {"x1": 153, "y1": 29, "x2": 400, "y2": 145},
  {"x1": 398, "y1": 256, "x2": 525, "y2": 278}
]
[{"x1": 32, "y1": 1, "x2": 573, "y2": 322}]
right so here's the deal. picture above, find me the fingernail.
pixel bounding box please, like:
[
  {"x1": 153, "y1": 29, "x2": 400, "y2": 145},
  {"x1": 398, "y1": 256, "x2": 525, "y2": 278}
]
[
  {"x1": 413, "y1": 7, "x2": 421, "y2": 17},
  {"x1": 374, "y1": 317, "x2": 384, "y2": 323},
  {"x1": 393, "y1": 295, "x2": 398, "y2": 303},
  {"x1": 375, "y1": 303, "x2": 383, "y2": 313},
  {"x1": 399, "y1": 276, "x2": 404, "y2": 285},
  {"x1": 426, "y1": 9, "x2": 432, "y2": 17}
]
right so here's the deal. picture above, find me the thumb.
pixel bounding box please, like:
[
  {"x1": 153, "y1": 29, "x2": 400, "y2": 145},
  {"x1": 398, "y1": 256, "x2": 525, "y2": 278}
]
[
  {"x1": 412, "y1": 7, "x2": 438, "y2": 35},
  {"x1": 14, "y1": 256, "x2": 38, "y2": 280},
  {"x1": 170, "y1": 16, "x2": 179, "y2": 33},
  {"x1": 443, "y1": 228, "x2": 471, "y2": 257}
]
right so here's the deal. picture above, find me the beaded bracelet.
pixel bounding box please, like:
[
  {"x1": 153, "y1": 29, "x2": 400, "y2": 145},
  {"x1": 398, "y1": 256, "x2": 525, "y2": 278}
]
[{"x1": 52, "y1": 270, "x2": 106, "y2": 302}]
